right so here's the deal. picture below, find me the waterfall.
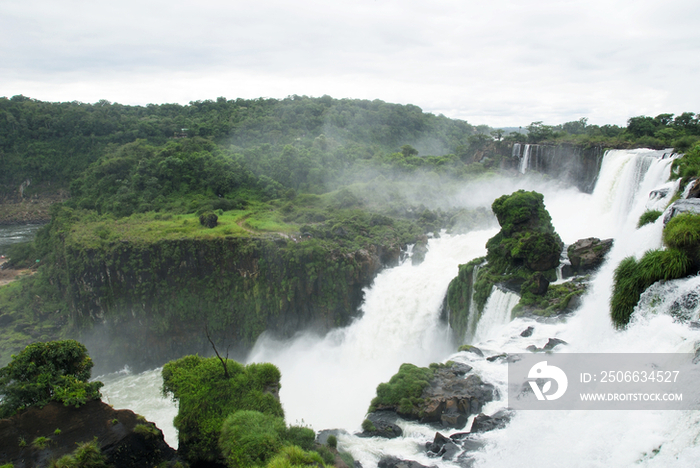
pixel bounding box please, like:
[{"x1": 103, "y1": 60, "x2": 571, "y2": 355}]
[
  {"x1": 471, "y1": 286, "x2": 520, "y2": 344},
  {"x1": 465, "y1": 262, "x2": 484, "y2": 340},
  {"x1": 519, "y1": 144, "x2": 531, "y2": 174},
  {"x1": 99, "y1": 148, "x2": 700, "y2": 466},
  {"x1": 247, "y1": 229, "x2": 496, "y2": 431}
]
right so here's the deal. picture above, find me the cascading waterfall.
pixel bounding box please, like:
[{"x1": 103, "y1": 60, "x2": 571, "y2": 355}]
[
  {"x1": 471, "y1": 286, "x2": 520, "y2": 344},
  {"x1": 100, "y1": 148, "x2": 700, "y2": 467},
  {"x1": 519, "y1": 144, "x2": 531, "y2": 174},
  {"x1": 246, "y1": 229, "x2": 496, "y2": 432}
]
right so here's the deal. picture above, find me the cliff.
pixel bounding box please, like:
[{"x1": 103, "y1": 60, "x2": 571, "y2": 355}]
[{"x1": 49, "y1": 235, "x2": 397, "y2": 373}]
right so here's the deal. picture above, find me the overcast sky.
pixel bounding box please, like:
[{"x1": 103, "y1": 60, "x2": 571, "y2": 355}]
[{"x1": 1, "y1": 0, "x2": 698, "y2": 127}]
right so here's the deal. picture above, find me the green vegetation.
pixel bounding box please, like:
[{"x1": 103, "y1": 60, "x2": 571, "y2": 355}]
[
  {"x1": 638, "y1": 210, "x2": 663, "y2": 228},
  {"x1": 49, "y1": 439, "x2": 108, "y2": 468},
  {"x1": 446, "y1": 191, "x2": 562, "y2": 340},
  {"x1": 133, "y1": 423, "x2": 160, "y2": 440},
  {"x1": 326, "y1": 435, "x2": 337, "y2": 449},
  {"x1": 31, "y1": 436, "x2": 50, "y2": 449},
  {"x1": 0, "y1": 340, "x2": 102, "y2": 418},
  {"x1": 266, "y1": 445, "x2": 326, "y2": 468},
  {"x1": 361, "y1": 419, "x2": 376, "y2": 432},
  {"x1": 611, "y1": 249, "x2": 693, "y2": 327},
  {"x1": 218, "y1": 410, "x2": 288, "y2": 468},
  {"x1": 162, "y1": 355, "x2": 283, "y2": 464},
  {"x1": 369, "y1": 363, "x2": 434, "y2": 415},
  {"x1": 671, "y1": 144, "x2": 700, "y2": 193},
  {"x1": 663, "y1": 213, "x2": 700, "y2": 265}
]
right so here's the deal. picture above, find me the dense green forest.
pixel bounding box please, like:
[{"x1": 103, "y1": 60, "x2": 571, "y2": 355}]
[{"x1": 2, "y1": 93, "x2": 700, "y2": 369}]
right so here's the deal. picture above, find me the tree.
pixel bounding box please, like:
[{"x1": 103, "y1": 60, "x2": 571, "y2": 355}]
[
  {"x1": 526, "y1": 121, "x2": 556, "y2": 143},
  {"x1": 626, "y1": 116, "x2": 658, "y2": 137},
  {"x1": 0, "y1": 340, "x2": 103, "y2": 418}
]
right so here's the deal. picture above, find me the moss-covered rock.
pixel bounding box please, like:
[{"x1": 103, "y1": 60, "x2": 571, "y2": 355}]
[{"x1": 445, "y1": 190, "x2": 563, "y2": 340}]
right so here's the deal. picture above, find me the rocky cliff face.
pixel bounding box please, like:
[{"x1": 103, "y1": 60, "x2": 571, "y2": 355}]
[
  {"x1": 52, "y1": 237, "x2": 395, "y2": 373},
  {"x1": 0, "y1": 400, "x2": 177, "y2": 468},
  {"x1": 512, "y1": 143, "x2": 604, "y2": 193}
]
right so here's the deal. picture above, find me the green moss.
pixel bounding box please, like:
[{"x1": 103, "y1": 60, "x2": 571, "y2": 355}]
[
  {"x1": 133, "y1": 423, "x2": 160, "y2": 440},
  {"x1": 266, "y1": 446, "x2": 326, "y2": 468},
  {"x1": 32, "y1": 436, "x2": 51, "y2": 449},
  {"x1": 361, "y1": 419, "x2": 376, "y2": 432},
  {"x1": 638, "y1": 210, "x2": 663, "y2": 228},
  {"x1": 368, "y1": 363, "x2": 434, "y2": 415}
]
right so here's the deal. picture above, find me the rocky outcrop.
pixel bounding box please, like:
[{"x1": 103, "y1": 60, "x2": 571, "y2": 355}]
[
  {"x1": 0, "y1": 400, "x2": 177, "y2": 468},
  {"x1": 565, "y1": 237, "x2": 613, "y2": 275},
  {"x1": 369, "y1": 362, "x2": 495, "y2": 430},
  {"x1": 664, "y1": 199, "x2": 700, "y2": 224},
  {"x1": 379, "y1": 456, "x2": 436, "y2": 468},
  {"x1": 469, "y1": 409, "x2": 513, "y2": 433},
  {"x1": 358, "y1": 412, "x2": 403, "y2": 439},
  {"x1": 52, "y1": 237, "x2": 393, "y2": 373}
]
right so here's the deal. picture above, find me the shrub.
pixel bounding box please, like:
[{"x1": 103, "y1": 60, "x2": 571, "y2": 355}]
[
  {"x1": 285, "y1": 425, "x2": 316, "y2": 451},
  {"x1": 266, "y1": 446, "x2": 325, "y2": 468},
  {"x1": 162, "y1": 356, "x2": 283, "y2": 464},
  {"x1": 0, "y1": 340, "x2": 103, "y2": 418},
  {"x1": 199, "y1": 212, "x2": 218, "y2": 228},
  {"x1": 663, "y1": 213, "x2": 700, "y2": 263},
  {"x1": 315, "y1": 445, "x2": 335, "y2": 465},
  {"x1": 638, "y1": 210, "x2": 663, "y2": 228},
  {"x1": 361, "y1": 419, "x2": 376, "y2": 432},
  {"x1": 326, "y1": 434, "x2": 337, "y2": 449},
  {"x1": 49, "y1": 439, "x2": 108, "y2": 468},
  {"x1": 218, "y1": 410, "x2": 286, "y2": 468}
]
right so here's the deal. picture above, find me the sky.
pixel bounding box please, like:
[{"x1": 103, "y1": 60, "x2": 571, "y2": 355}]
[{"x1": 1, "y1": 0, "x2": 699, "y2": 128}]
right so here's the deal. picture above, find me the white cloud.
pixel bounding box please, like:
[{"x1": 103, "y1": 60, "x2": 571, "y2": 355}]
[{"x1": 1, "y1": 0, "x2": 699, "y2": 127}]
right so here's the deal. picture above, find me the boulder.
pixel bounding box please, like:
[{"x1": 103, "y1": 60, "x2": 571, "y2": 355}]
[
  {"x1": 469, "y1": 409, "x2": 513, "y2": 433},
  {"x1": 457, "y1": 345, "x2": 484, "y2": 357},
  {"x1": 0, "y1": 400, "x2": 177, "y2": 468},
  {"x1": 412, "y1": 236, "x2": 429, "y2": 266},
  {"x1": 358, "y1": 411, "x2": 403, "y2": 439},
  {"x1": 520, "y1": 326, "x2": 534, "y2": 337},
  {"x1": 567, "y1": 237, "x2": 613, "y2": 274},
  {"x1": 378, "y1": 456, "x2": 437, "y2": 468},
  {"x1": 419, "y1": 367, "x2": 495, "y2": 428},
  {"x1": 664, "y1": 199, "x2": 700, "y2": 224}
]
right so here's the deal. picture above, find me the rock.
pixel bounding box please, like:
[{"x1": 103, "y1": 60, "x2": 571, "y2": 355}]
[
  {"x1": 664, "y1": 199, "x2": 700, "y2": 224},
  {"x1": 486, "y1": 353, "x2": 507, "y2": 362},
  {"x1": 412, "y1": 236, "x2": 429, "y2": 266},
  {"x1": 531, "y1": 272, "x2": 549, "y2": 295},
  {"x1": 378, "y1": 456, "x2": 437, "y2": 468},
  {"x1": 0, "y1": 400, "x2": 177, "y2": 468},
  {"x1": 469, "y1": 409, "x2": 513, "y2": 433},
  {"x1": 419, "y1": 366, "x2": 495, "y2": 428},
  {"x1": 567, "y1": 237, "x2": 613, "y2": 273},
  {"x1": 527, "y1": 338, "x2": 567, "y2": 353},
  {"x1": 520, "y1": 326, "x2": 534, "y2": 337},
  {"x1": 458, "y1": 345, "x2": 484, "y2": 357},
  {"x1": 426, "y1": 432, "x2": 460, "y2": 460},
  {"x1": 317, "y1": 429, "x2": 349, "y2": 445},
  {"x1": 685, "y1": 179, "x2": 700, "y2": 199},
  {"x1": 358, "y1": 411, "x2": 403, "y2": 439},
  {"x1": 543, "y1": 338, "x2": 567, "y2": 351}
]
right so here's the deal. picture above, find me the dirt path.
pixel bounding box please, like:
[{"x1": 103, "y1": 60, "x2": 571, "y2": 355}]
[{"x1": 0, "y1": 259, "x2": 33, "y2": 287}]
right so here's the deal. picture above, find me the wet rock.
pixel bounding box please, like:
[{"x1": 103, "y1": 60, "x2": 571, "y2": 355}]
[
  {"x1": 317, "y1": 429, "x2": 349, "y2": 445},
  {"x1": 543, "y1": 338, "x2": 567, "y2": 351},
  {"x1": 378, "y1": 456, "x2": 437, "y2": 468},
  {"x1": 458, "y1": 345, "x2": 484, "y2": 357},
  {"x1": 520, "y1": 326, "x2": 534, "y2": 337},
  {"x1": 486, "y1": 353, "x2": 507, "y2": 362},
  {"x1": 469, "y1": 409, "x2": 513, "y2": 433},
  {"x1": 358, "y1": 411, "x2": 403, "y2": 439},
  {"x1": 567, "y1": 237, "x2": 613, "y2": 274},
  {"x1": 419, "y1": 365, "x2": 495, "y2": 428},
  {"x1": 0, "y1": 400, "x2": 177, "y2": 468},
  {"x1": 526, "y1": 345, "x2": 539, "y2": 353},
  {"x1": 426, "y1": 432, "x2": 460, "y2": 460},
  {"x1": 531, "y1": 272, "x2": 550, "y2": 295},
  {"x1": 664, "y1": 199, "x2": 700, "y2": 224},
  {"x1": 412, "y1": 236, "x2": 429, "y2": 266}
]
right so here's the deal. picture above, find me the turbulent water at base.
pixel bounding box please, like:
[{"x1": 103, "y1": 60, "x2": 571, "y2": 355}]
[
  {"x1": 102, "y1": 148, "x2": 700, "y2": 466},
  {"x1": 0, "y1": 223, "x2": 44, "y2": 256}
]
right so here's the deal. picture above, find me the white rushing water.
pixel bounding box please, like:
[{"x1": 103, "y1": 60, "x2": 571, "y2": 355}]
[{"x1": 102, "y1": 148, "x2": 700, "y2": 466}]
